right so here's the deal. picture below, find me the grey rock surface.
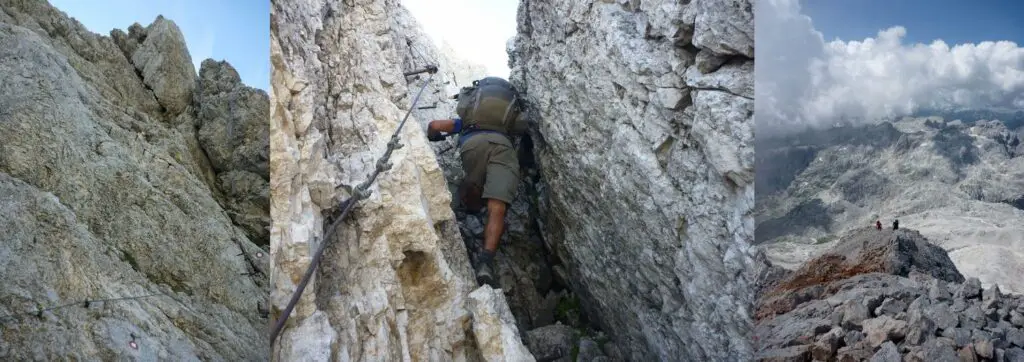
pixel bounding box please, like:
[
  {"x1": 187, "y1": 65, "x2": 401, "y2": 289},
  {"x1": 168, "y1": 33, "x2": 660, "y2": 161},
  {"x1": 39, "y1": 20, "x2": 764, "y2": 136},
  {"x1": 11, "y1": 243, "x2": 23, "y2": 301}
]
[
  {"x1": 269, "y1": 0, "x2": 530, "y2": 360},
  {"x1": 525, "y1": 324, "x2": 577, "y2": 361},
  {"x1": 0, "y1": 1, "x2": 268, "y2": 360},
  {"x1": 755, "y1": 228, "x2": 1024, "y2": 361},
  {"x1": 1006, "y1": 347, "x2": 1024, "y2": 361},
  {"x1": 128, "y1": 15, "x2": 196, "y2": 118},
  {"x1": 870, "y1": 341, "x2": 900, "y2": 362},
  {"x1": 196, "y1": 59, "x2": 270, "y2": 245},
  {"x1": 576, "y1": 337, "x2": 606, "y2": 362},
  {"x1": 468, "y1": 286, "x2": 537, "y2": 361},
  {"x1": 270, "y1": 0, "x2": 755, "y2": 360},
  {"x1": 510, "y1": 0, "x2": 756, "y2": 360},
  {"x1": 395, "y1": 2, "x2": 560, "y2": 340},
  {"x1": 756, "y1": 228, "x2": 963, "y2": 321}
]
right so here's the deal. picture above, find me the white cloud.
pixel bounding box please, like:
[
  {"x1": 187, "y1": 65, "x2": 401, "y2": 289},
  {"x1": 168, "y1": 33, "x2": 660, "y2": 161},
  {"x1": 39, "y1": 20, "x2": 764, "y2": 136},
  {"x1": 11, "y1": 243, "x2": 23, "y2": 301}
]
[
  {"x1": 756, "y1": 0, "x2": 1024, "y2": 137},
  {"x1": 400, "y1": 0, "x2": 519, "y2": 78}
]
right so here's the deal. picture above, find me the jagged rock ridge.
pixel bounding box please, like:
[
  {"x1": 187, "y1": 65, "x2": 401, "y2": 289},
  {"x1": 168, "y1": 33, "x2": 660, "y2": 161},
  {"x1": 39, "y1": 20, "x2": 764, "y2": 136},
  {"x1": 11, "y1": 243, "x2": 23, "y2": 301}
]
[
  {"x1": 510, "y1": 0, "x2": 756, "y2": 360},
  {"x1": 755, "y1": 228, "x2": 1024, "y2": 361},
  {"x1": 0, "y1": 1, "x2": 269, "y2": 360}
]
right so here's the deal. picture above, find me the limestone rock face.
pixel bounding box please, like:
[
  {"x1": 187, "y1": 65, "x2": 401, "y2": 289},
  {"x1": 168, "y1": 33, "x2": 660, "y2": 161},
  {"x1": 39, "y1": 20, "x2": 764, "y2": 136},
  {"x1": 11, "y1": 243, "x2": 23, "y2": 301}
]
[
  {"x1": 0, "y1": 2, "x2": 268, "y2": 360},
  {"x1": 197, "y1": 59, "x2": 269, "y2": 176},
  {"x1": 269, "y1": 0, "x2": 528, "y2": 360},
  {"x1": 468, "y1": 287, "x2": 537, "y2": 362},
  {"x1": 196, "y1": 59, "x2": 271, "y2": 245},
  {"x1": 510, "y1": 0, "x2": 756, "y2": 360},
  {"x1": 128, "y1": 16, "x2": 197, "y2": 118},
  {"x1": 394, "y1": 3, "x2": 560, "y2": 344}
]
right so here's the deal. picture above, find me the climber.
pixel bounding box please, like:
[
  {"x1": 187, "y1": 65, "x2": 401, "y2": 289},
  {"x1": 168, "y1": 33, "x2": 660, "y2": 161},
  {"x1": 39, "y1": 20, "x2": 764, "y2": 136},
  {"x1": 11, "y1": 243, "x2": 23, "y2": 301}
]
[
  {"x1": 892, "y1": 219, "x2": 899, "y2": 230},
  {"x1": 426, "y1": 76, "x2": 531, "y2": 288},
  {"x1": 876, "y1": 220, "x2": 882, "y2": 230}
]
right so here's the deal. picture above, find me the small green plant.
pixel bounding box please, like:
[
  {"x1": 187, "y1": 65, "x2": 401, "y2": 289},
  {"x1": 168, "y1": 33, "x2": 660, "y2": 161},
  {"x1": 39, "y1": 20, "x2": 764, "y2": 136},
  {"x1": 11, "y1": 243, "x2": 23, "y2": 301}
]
[{"x1": 556, "y1": 293, "x2": 582, "y2": 325}]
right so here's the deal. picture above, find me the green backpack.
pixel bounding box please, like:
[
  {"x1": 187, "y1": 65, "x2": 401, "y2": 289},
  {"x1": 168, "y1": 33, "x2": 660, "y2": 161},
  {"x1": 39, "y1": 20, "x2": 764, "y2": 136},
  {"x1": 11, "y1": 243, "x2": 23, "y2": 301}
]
[{"x1": 455, "y1": 77, "x2": 529, "y2": 136}]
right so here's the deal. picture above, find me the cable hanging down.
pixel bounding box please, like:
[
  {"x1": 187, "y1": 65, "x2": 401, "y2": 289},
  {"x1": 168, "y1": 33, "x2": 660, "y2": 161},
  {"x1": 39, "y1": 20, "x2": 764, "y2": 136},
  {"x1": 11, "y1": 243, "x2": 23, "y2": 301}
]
[{"x1": 268, "y1": 65, "x2": 439, "y2": 345}]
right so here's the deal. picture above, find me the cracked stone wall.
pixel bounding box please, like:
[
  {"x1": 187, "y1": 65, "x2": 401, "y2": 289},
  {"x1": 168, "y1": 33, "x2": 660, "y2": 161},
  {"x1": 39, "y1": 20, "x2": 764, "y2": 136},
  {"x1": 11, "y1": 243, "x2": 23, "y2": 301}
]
[
  {"x1": 392, "y1": 5, "x2": 565, "y2": 348},
  {"x1": 510, "y1": 0, "x2": 756, "y2": 360},
  {"x1": 269, "y1": 0, "x2": 531, "y2": 360},
  {"x1": 0, "y1": 1, "x2": 269, "y2": 360}
]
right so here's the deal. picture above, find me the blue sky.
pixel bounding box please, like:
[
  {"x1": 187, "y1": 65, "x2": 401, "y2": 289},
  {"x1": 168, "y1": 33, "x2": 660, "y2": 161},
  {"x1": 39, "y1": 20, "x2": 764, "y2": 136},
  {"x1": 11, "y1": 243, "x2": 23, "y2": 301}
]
[
  {"x1": 801, "y1": 0, "x2": 1024, "y2": 45},
  {"x1": 50, "y1": 0, "x2": 269, "y2": 91},
  {"x1": 756, "y1": 0, "x2": 1024, "y2": 135}
]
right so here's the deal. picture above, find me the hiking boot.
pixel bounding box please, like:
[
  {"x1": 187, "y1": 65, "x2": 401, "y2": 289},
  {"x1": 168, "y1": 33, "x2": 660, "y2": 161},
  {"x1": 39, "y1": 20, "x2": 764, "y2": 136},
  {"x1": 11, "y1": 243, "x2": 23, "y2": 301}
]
[{"x1": 475, "y1": 261, "x2": 499, "y2": 289}]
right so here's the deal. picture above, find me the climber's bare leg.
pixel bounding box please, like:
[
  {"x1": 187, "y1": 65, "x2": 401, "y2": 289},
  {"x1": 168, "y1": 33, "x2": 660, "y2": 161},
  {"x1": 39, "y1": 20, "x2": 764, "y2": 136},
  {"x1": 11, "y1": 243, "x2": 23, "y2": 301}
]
[
  {"x1": 483, "y1": 198, "x2": 507, "y2": 253},
  {"x1": 473, "y1": 198, "x2": 506, "y2": 288}
]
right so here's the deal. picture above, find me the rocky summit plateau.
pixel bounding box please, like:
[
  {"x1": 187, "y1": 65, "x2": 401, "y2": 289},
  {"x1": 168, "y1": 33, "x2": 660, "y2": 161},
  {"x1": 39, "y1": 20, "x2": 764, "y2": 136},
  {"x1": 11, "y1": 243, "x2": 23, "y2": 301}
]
[
  {"x1": 270, "y1": 0, "x2": 755, "y2": 361},
  {"x1": 755, "y1": 228, "x2": 1024, "y2": 361},
  {"x1": 0, "y1": 1, "x2": 269, "y2": 360}
]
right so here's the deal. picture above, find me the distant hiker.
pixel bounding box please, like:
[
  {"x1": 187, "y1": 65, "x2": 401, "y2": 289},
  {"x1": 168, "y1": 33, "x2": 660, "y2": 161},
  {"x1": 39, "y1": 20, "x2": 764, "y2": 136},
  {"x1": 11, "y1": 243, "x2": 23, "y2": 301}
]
[
  {"x1": 876, "y1": 220, "x2": 882, "y2": 230},
  {"x1": 893, "y1": 219, "x2": 899, "y2": 230},
  {"x1": 426, "y1": 77, "x2": 531, "y2": 288}
]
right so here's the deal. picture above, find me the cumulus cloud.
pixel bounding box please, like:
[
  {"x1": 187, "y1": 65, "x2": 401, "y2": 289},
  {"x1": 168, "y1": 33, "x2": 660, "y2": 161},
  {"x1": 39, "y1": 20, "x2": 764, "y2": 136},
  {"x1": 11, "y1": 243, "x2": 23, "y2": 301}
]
[{"x1": 756, "y1": 0, "x2": 1024, "y2": 138}]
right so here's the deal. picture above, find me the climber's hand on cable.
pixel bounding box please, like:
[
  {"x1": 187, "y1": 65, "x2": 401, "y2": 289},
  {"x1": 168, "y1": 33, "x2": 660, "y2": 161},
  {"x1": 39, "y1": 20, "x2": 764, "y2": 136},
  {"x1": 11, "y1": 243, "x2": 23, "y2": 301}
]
[
  {"x1": 427, "y1": 119, "x2": 455, "y2": 141},
  {"x1": 427, "y1": 132, "x2": 447, "y2": 142}
]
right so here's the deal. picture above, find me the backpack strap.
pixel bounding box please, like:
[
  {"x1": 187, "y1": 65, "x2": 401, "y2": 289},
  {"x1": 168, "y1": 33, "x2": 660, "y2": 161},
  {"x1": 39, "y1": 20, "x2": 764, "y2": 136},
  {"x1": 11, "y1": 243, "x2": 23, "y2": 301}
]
[
  {"x1": 471, "y1": 86, "x2": 483, "y2": 121},
  {"x1": 500, "y1": 94, "x2": 518, "y2": 132}
]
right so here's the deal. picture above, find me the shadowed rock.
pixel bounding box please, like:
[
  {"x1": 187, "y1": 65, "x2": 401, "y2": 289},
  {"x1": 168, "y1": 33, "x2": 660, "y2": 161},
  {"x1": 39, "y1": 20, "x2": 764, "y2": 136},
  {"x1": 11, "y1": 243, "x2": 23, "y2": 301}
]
[{"x1": 511, "y1": 0, "x2": 757, "y2": 359}]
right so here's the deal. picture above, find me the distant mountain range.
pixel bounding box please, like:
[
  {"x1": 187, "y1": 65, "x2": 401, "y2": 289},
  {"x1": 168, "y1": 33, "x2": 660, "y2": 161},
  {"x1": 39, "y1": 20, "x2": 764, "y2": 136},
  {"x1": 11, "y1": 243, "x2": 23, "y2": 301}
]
[
  {"x1": 911, "y1": 108, "x2": 1024, "y2": 130},
  {"x1": 755, "y1": 115, "x2": 1024, "y2": 293}
]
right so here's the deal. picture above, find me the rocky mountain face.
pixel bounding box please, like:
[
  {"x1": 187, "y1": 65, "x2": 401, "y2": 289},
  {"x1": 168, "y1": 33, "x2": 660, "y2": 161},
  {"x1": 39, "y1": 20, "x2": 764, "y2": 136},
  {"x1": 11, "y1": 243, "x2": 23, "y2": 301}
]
[
  {"x1": 509, "y1": 0, "x2": 756, "y2": 360},
  {"x1": 271, "y1": 0, "x2": 756, "y2": 361},
  {"x1": 755, "y1": 228, "x2": 1024, "y2": 361},
  {"x1": 0, "y1": 1, "x2": 269, "y2": 360},
  {"x1": 756, "y1": 117, "x2": 1024, "y2": 293},
  {"x1": 398, "y1": 9, "x2": 590, "y2": 362},
  {"x1": 270, "y1": 1, "x2": 532, "y2": 361}
]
